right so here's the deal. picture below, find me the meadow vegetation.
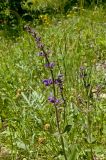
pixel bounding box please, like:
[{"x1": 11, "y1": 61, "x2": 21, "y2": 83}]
[{"x1": 0, "y1": 3, "x2": 106, "y2": 160}]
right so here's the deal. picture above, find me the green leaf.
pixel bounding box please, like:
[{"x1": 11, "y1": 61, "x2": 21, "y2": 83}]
[
  {"x1": 68, "y1": 145, "x2": 77, "y2": 160},
  {"x1": 16, "y1": 141, "x2": 28, "y2": 150}
]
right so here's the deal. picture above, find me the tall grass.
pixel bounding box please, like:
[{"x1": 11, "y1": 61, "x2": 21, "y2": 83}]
[{"x1": 0, "y1": 7, "x2": 106, "y2": 160}]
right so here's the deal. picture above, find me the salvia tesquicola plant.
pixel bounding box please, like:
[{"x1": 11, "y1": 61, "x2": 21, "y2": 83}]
[{"x1": 24, "y1": 25, "x2": 68, "y2": 160}]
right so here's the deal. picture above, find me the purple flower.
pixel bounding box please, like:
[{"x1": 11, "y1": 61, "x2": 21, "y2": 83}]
[
  {"x1": 53, "y1": 75, "x2": 63, "y2": 85},
  {"x1": 45, "y1": 62, "x2": 55, "y2": 69},
  {"x1": 30, "y1": 29, "x2": 36, "y2": 37},
  {"x1": 35, "y1": 37, "x2": 41, "y2": 42},
  {"x1": 37, "y1": 43, "x2": 44, "y2": 49},
  {"x1": 42, "y1": 79, "x2": 53, "y2": 86},
  {"x1": 42, "y1": 78, "x2": 59, "y2": 86},
  {"x1": 56, "y1": 80, "x2": 63, "y2": 92},
  {"x1": 55, "y1": 74, "x2": 64, "y2": 92},
  {"x1": 79, "y1": 66, "x2": 87, "y2": 78},
  {"x1": 58, "y1": 74, "x2": 63, "y2": 78},
  {"x1": 38, "y1": 51, "x2": 45, "y2": 56},
  {"x1": 55, "y1": 78, "x2": 62, "y2": 84},
  {"x1": 80, "y1": 66, "x2": 86, "y2": 71},
  {"x1": 48, "y1": 96, "x2": 60, "y2": 104}
]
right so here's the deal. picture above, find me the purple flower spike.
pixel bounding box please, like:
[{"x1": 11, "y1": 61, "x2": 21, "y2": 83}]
[
  {"x1": 45, "y1": 62, "x2": 55, "y2": 69},
  {"x1": 48, "y1": 96, "x2": 60, "y2": 104},
  {"x1": 42, "y1": 79, "x2": 53, "y2": 86}
]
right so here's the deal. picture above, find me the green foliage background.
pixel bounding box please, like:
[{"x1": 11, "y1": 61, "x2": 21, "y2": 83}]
[{"x1": 0, "y1": 0, "x2": 106, "y2": 160}]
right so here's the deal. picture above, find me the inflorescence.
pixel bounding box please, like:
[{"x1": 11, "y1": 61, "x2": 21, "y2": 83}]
[{"x1": 24, "y1": 25, "x2": 64, "y2": 106}]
